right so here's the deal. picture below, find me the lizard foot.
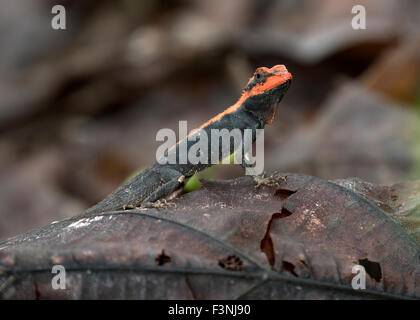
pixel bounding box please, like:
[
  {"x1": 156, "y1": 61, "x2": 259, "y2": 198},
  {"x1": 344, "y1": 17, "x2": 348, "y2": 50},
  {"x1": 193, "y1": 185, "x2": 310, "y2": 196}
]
[
  {"x1": 140, "y1": 199, "x2": 175, "y2": 209},
  {"x1": 253, "y1": 171, "x2": 286, "y2": 189},
  {"x1": 122, "y1": 204, "x2": 135, "y2": 210}
]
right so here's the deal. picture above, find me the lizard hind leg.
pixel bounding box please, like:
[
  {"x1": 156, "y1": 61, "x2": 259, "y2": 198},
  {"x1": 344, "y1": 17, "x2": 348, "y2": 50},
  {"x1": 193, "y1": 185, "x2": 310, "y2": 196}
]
[{"x1": 141, "y1": 171, "x2": 185, "y2": 207}]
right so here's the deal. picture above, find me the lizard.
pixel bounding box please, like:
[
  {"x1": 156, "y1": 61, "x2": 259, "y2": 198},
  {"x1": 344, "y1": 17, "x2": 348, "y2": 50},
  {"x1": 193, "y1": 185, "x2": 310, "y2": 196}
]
[{"x1": 79, "y1": 64, "x2": 292, "y2": 217}]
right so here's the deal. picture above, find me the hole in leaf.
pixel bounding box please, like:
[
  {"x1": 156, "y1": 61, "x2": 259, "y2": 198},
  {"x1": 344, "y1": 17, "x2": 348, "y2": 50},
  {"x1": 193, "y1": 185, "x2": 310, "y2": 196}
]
[
  {"x1": 260, "y1": 232, "x2": 275, "y2": 267},
  {"x1": 155, "y1": 249, "x2": 171, "y2": 266},
  {"x1": 358, "y1": 258, "x2": 382, "y2": 282},
  {"x1": 260, "y1": 210, "x2": 294, "y2": 267},
  {"x1": 275, "y1": 188, "x2": 296, "y2": 199},
  {"x1": 278, "y1": 207, "x2": 293, "y2": 218},
  {"x1": 282, "y1": 261, "x2": 298, "y2": 277},
  {"x1": 299, "y1": 259, "x2": 308, "y2": 267},
  {"x1": 218, "y1": 255, "x2": 243, "y2": 271}
]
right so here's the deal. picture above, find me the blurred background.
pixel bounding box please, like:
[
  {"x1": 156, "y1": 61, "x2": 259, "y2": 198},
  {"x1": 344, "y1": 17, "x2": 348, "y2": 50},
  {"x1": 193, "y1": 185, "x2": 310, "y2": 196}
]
[{"x1": 1, "y1": 0, "x2": 420, "y2": 241}]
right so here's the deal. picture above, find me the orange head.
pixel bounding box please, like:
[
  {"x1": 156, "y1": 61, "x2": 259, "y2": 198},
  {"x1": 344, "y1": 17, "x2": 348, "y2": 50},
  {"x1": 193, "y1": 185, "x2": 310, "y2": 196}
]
[
  {"x1": 245, "y1": 65, "x2": 292, "y2": 97},
  {"x1": 242, "y1": 65, "x2": 292, "y2": 125},
  {"x1": 199, "y1": 65, "x2": 292, "y2": 130}
]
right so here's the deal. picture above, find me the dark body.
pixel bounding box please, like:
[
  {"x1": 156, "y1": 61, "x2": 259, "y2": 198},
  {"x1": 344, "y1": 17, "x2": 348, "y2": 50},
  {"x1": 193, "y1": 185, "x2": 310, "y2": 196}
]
[{"x1": 80, "y1": 68, "x2": 291, "y2": 217}]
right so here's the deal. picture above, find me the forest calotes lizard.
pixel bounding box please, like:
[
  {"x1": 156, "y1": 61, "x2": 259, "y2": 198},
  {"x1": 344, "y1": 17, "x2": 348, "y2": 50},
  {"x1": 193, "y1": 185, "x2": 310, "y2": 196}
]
[{"x1": 80, "y1": 65, "x2": 292, "y2": 217}]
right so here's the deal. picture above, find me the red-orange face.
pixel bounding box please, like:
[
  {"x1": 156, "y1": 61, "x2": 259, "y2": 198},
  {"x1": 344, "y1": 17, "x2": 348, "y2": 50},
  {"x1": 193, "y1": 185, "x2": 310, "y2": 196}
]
[
  {"x1": 245, "y1": 64, "x2": 292, "y2": 97},
  {"x1": 243, "y1": 65, "x2": 292, "y2": 124},
  {"x1": 199, "y1": 65, "x2": 292, "y2": 129}
]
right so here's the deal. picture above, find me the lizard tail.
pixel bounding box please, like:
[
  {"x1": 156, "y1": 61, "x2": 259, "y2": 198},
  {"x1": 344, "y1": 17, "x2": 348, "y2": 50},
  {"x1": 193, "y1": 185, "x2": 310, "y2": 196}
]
[{"x1": 77, "y1": 166, "x2": 163, "y2": 218}]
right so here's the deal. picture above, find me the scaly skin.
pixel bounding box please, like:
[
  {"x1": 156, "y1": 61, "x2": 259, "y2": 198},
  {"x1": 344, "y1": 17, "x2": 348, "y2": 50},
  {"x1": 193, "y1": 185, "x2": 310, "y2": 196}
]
[{"x1": 79, "y1": 65, "x2": 292, "y2": 217}]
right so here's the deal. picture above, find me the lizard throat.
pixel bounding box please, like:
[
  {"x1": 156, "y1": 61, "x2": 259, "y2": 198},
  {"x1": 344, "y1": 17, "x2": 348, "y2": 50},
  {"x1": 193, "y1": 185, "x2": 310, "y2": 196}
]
[{"x1": 266, "y1": 102, "x2": 279, "y2": 125}]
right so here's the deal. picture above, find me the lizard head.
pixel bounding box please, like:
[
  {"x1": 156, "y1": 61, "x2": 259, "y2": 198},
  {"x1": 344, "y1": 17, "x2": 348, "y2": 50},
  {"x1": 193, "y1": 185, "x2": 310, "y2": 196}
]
[{"x1": 242, "y1": 64, "x2": 292, "y2": 125}]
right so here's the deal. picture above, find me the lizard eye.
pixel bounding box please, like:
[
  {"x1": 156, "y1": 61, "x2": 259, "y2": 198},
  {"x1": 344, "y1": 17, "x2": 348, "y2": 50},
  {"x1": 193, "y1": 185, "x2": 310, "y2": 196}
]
[{"x1": 254, "y1": 72, "x2": 266, "y2": 83}]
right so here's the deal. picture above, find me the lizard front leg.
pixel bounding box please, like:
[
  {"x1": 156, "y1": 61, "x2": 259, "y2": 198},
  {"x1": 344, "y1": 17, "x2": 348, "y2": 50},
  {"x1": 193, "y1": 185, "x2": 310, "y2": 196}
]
[
  {"x1": 239, "y1": 121, "x2": 261, "y2": 173},
  {"x1": 238, "y1": 123, "x2": 285, "y2": 188}
]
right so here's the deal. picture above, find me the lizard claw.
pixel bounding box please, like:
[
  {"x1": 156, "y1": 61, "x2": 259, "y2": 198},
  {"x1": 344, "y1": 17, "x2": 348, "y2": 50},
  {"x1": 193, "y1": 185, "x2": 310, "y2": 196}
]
[
  {"x1": 253, "y1": 171, "x2": 286, "y2": 189},
  {"x1": 141, "y1": 199, "x2": 174, "y2": 209}
]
